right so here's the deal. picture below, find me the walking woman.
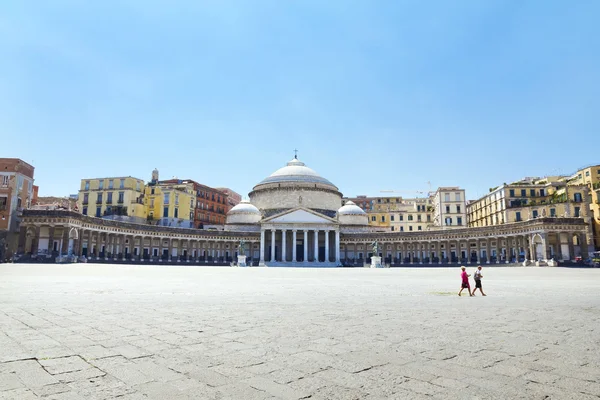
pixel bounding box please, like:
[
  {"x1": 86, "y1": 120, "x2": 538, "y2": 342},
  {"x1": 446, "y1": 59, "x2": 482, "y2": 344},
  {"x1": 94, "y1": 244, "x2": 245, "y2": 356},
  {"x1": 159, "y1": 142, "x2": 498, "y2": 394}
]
[{"x1": 458, "y1": 266, "x2": 473, "y2": 296}]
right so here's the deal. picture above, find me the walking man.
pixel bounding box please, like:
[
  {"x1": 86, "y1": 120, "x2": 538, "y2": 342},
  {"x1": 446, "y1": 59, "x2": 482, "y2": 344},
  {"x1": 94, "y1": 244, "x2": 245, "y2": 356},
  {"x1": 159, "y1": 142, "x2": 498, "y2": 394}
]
[
  {"x1": 472, "y1": 265, "x2": 486, "y2": 296},
  {"x1": 458, "y1": 266, "x2": 472, "y2": 296}
]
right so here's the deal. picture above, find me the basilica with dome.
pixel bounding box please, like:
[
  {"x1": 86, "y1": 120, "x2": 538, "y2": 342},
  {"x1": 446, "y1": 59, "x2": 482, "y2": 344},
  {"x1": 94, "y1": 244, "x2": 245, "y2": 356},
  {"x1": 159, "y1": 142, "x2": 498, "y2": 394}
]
[
  {"x1": 16, "y1": 156, "x2": 591, "y2": 267},
  {"x1": 225, "y1": 156, "x2": 368, "y2": 266}
]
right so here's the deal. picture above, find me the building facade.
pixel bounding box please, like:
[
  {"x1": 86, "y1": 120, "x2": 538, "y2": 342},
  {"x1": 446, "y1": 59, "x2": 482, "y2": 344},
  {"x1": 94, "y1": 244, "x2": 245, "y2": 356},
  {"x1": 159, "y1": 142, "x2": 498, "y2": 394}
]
[
  {"x1": 565, "y1": 165, "x2": 600, "y2": 250},
  {"x1": 145, "y1": 180, "x2": 195, "y2": 228},
  {"x1": 216, "y1": 188, "x2": 242, "y2": 212},
  {"x1": 77, "y1": 177, "x2": 146, "y2": 223},
  {"x1": 0, "y1": 158, "x2": 35, "y2": 260},
  {"x1": 432, "y1": 187, "x2": 467, "y2": 229},
  {"x1": 17, "y1": 156, "x2": 595, "y2": 265}
]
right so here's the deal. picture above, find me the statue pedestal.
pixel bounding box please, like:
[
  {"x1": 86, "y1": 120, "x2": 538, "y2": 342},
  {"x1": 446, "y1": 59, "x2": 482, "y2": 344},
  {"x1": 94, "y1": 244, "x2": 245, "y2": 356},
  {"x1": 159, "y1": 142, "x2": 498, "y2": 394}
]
[
  {"x1": 370, "y1": 256, "x2": 383, "y2": 268},
  {"x1": 237, "y1": 255, "x2": 247, "y2": 267}
]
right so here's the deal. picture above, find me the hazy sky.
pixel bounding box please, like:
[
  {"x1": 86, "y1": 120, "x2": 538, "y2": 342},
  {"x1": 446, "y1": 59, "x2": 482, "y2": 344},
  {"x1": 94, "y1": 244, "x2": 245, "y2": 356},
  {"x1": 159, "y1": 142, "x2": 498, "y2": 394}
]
[{"x1": 1, "y1": 1, "x2": 598, "y2": 200}]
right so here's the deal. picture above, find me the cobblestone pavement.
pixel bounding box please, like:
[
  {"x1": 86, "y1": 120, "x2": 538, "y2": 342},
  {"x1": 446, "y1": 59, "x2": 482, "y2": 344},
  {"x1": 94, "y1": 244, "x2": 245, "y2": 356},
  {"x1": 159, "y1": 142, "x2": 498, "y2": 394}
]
[{"x1": 1, "y1": 264, "x2": 600, "y2": 400}]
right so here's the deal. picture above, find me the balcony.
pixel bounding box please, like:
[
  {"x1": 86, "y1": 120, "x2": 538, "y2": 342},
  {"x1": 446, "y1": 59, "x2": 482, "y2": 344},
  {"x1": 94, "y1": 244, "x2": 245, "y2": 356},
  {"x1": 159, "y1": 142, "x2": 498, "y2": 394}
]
[
  {"x1": 117, "y1": 199, "x2": 124, "y2": 204},
  {"x1": 96, "y1": 200, "x2": 103, "y2": 204},
  {"x1": 82, "y1": 201, "x2": 89, "y2": 205}
]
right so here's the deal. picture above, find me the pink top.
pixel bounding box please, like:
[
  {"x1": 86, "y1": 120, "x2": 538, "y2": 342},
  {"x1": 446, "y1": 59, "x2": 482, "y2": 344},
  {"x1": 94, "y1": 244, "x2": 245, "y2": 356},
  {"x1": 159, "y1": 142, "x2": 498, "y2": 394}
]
[{"x1": 461, "y1": 271, "x2": 469, "y2": 283}]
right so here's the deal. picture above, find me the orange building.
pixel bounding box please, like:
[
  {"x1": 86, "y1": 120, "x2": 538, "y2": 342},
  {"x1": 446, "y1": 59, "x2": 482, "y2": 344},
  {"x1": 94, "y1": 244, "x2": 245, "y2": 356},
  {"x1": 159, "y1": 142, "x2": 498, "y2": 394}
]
[
  {"x1": 216, "y1": 187, "x2": 242, "y2": 212},
  {"x1": 0, "y1": 158, "x2": 36, "y2": 260}
]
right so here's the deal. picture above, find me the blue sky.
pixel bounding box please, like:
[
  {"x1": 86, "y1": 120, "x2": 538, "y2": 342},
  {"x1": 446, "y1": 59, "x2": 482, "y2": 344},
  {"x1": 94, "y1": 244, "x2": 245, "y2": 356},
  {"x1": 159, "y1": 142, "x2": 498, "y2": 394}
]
[{"x1": 1, "y1": 1, "x2": 599, "y2": 200}]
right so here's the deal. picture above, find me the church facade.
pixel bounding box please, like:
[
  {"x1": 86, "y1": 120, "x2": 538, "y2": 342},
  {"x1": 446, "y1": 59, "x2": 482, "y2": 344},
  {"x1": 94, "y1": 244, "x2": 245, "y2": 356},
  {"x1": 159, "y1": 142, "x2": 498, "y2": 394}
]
[{"x1": 15, "y1": 157, "x2": 593, "y2": 266}]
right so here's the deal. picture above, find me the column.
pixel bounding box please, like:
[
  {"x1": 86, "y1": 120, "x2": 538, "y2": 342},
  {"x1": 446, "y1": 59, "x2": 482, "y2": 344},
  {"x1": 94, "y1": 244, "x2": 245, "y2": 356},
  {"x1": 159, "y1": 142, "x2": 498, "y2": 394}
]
[
  {"x1": 281, "y1": 229, "x2": 287, "y2": 263},
  {"x1": 87, "y1": 230, "x2": 93, "y2": 258},
  {"x1": 554, "y1": 233, "x2": 563, "y2": 261},
  {"x1": 324, "y1": 230, "x2": 329, "y2": 263},
  {"x1": 32, "y1": 226, "x2": 41, "y2": 255},
  {"x1": 465, "y1": 240, "x2": 470, "y2": 264},
  {"x1": 48, "y1": 226, "x2": 56, "y2": 255},
  {"x1": 292, "y1": 230, "x2": 297, "y2": 262},
  {"x1": 335, "y1": 230, "x2": 341, "y2": 264},
  {"x1": 260, "y1": 229, "x2": 265, "y2": 264},
  {"x1": 494, "y1": 237, "x2": 500, "y2": 263},
  {"x1": 446, "y1": 240, "x2": 451, "y2": 263},
  {"x1": 270, "y1": 229, "x2": 276, "y2": 262},
  {"x1": 566, "y1": 233, "x2": 574, "y2": 261},
  {"x1": 313, "y1": 229, "x2": 319, "y2": 262},
  {"x1": 513, "y1": 236, "x2": 520, "y2": 263},
  {"x1": 485, "y1": 239, "x2": 491, "y2": 264},
  {"x1": 427, "y1": 242, "x2": 432, "y2": 264},
  {"x1": 303, "y1": 230, "x2": 308, "y2": 262},
  {"x1": 409, "y1": 243, "x2": 413, "y2": 264},
  {"x1": 178, "y1": 239, "x2": 184, "y2": 262}
]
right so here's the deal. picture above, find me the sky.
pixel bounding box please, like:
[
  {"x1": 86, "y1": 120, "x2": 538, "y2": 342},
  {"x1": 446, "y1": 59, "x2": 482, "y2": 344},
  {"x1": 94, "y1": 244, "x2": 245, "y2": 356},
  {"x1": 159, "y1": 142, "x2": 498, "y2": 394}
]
[{"x1": 1, "y1": 0, "x2": 599, "y2": 201}]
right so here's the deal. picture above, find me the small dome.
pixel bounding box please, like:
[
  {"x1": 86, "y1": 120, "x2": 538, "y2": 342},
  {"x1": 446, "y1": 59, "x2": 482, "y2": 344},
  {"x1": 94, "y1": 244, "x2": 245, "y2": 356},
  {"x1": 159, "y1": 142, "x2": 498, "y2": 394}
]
[
  {"x1": 228, "y1": 200, "x2": 261, "y2": 215},
  {"x1": 338, "y1": 200, "x2": 366, "y2": 215},
  {"x1": 226, "y1": 200, "x2": 262, "y2": 225}
]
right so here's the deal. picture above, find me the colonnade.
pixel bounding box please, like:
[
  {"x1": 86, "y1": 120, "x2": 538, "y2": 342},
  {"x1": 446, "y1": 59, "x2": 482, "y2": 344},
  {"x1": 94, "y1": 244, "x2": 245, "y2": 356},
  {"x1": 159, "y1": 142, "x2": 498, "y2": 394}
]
[{"x1": 259, "y1": 227, "x2": 341, "y2": 265}]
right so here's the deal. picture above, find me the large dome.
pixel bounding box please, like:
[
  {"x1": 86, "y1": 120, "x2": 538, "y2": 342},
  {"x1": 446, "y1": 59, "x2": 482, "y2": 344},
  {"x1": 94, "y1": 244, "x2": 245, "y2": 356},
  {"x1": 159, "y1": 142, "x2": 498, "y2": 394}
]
[
  {"x1": 249, "y1": 157, "x2": 343, "y2": 212},
  {"x1": 257, "y1": 158, "x2": 337, "y2": 190}
]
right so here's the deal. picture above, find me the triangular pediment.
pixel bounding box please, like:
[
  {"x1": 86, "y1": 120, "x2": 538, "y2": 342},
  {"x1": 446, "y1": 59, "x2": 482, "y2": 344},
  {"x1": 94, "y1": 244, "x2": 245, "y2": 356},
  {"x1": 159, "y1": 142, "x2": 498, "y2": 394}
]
[{"x1": 263, "y1": 208, "x2": 336, "y2": 224}]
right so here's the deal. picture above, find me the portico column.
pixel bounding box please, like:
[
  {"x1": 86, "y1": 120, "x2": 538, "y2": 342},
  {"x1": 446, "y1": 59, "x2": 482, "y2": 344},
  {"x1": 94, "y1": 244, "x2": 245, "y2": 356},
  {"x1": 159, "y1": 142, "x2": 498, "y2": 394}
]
[
  {"x1": 303, "y1": 230, "x2": 308, "y2": 262},
  {"x1": 260, "y1": 229, "x2": 265, "y2": 264},
  {"x1": 324, "y1": 230, "x2": 330, "y2": 263},
  {"x1": 87, "y1": 230, "x2": 93, "y2": 258},
  {"x1": 313, "y1": 230, "x2": 319, "y2": 262},
  {"x1": 567, "y1": 233, "x2": 574, "y2": 261},
  {"x1": 555, "y1": 232, "x2": 563, "y2": 260},
  {"x1": 335, "y1": 230, "x2": 341, "y2": 264},
  {"x1": 446, "y1": 240, "x2": 451, "y2": 263},
  {"x1": 270, "y1": 229, "x2": 276, "y2": 262},
  {"x1": 495, "y1": 237, "x2": 501, "y2": 263},
  {"x1": 486, "y1": 239, "x2": 491, "y2": 264},
  {"x1": 465, "y1": 240, "x2": 470, "y2": 264},
  {"x1": 292, "y1": 230, "x2": 297, "y2": 262},
  {"x1": 281, "y1": 229, "x2": 287, "y2": 262}
]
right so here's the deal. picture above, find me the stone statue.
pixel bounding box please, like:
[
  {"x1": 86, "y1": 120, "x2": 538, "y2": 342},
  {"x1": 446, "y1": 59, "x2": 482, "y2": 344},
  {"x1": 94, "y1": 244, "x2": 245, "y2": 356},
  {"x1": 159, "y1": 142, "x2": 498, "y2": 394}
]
[
  {"x1": 237, "y1": 240, "x2": 245, "y2": 256},
  {"x1": 298, "y1": 196, "x2": 302, "y2": 205},
  {"x1": 371, "y1": 240, "x2": 380, "y2": 255}
]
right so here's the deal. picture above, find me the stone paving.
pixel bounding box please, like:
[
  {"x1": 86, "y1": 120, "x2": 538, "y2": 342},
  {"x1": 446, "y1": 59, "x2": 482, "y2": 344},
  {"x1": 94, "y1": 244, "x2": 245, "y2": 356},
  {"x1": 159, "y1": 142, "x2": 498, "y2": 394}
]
[{"x1": 1, "y1": 264, "x2": 600, "y2": 400}]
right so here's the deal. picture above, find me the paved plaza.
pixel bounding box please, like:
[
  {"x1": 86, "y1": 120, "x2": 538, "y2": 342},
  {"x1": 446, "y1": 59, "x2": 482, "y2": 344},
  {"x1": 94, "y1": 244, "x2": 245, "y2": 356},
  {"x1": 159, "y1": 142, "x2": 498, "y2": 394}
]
[{"x1": 1, "y1": 265, "x2": 600, "y2": 400}]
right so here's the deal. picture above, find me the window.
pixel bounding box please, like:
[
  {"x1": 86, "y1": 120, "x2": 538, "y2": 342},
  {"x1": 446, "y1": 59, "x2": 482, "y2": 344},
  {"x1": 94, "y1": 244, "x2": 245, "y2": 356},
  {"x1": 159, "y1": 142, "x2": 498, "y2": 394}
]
[
  {"x1": 516, "y1": 211, "x2": 521, "y2": 222},
  {"x1": 417, "y1": 215, "x2": 422, "y2": 222},
  {"x1": 97, "y1": 193, "x2": 102, "y2": 203},
  {"x1": 574, "y1": 207, "x2": 580, "y2": 217},
  {"x1": 444, "y1": 193, "x2": 450, "y2": 202},
  {"x1": 532, "y1": 210, "x2": 538, "y2": 218},
  {"x1": 381, "y1": 216, "x2": 385, "y2": 222},
  {"x1": 540, "y1": 189, "x2": 545, "y2": 196},
  {"x1": 585, "y1": 171, "x2": 590, "y2": 177},
  {"x1": 509, "y1": 189, "x2": 515, "y2": 197},
  {"x1": 456, "y1": 205, "x2": 461, "y2": 213},
  {"x1": 96, "y1": 207, "x2": 101, "y2": 217},
  {"x1": 163, "y1": 207, "x2": 169, "y2": 218},
  {"x1": 530, "y1": 189, "x2": 535, "y2": 197},
  {"x1": 578, "y1": 174, "x2": 582, "y2": 179},
  {"x1": 84, "y1": 180, "x2": 90, "y2": 190},
  {"x1": 427, "y1": 215, "x2": 431, "y2": 222},
  {"x1": 99, "y1": 180, "x2": 104, "y2": 189},
  {"x1": 400, "y1": 227, "x2": 404, "y2": 231},
  {"x1": 118, "y1": 192, "x2": 124, "y2": 203},
  {"x1": 550, "y1": 208, "x2": 556, "y2": 217},
  {"x1": 408, "y1": 215, "x2": 413, "y2": 221},
  {"x1": 457, "y1": 217, "x2": 462, "y2": 225},
  {"x1": 399, "y1": 215, "x2": 404, "y2": 221},
  {"x1": 83, "y1": 193, "x2": 89, "y2": 204},
  {"x1": 409, "y1": 226, "x2": 413, "y2": 231},
  {"x1": 391, "y1": 226, "x2": 394, "y2": 231},
  {"x1": 391, "y1": 215, "x2": 395, "y2": 221},
  {"x1": 164, "y1": 193, "x2": 169, "y2": 204},
  {"x1": 175, "y1": 194, "x2": 179, "y2": 205},
  {"x1": 151, "y1": 188, "x2": 155, "y2": 195},
  {"x1": 521, "y1": 189, "x2": 526, "y2": 197},
  {"x1": 150, "y1": 198, "x2": 155, "y2": 208},
  {"x1": 82, "y1": 207, "x2": 87, "y2": 215},
  {"x1": 574, "y1": 193, "x2": 582, "y2": 202},
  {"x1": 455, "y1": 193, "x2": 461, "y2": 201},
  {"x1": 136, "y1": 181, "x2": 140, "y2": 191},
  {"x1": 108, "y1": 180, "x2": 114, "y2": 189},
  {"x1": 174, "y1": 208, "x2": 179, "y2": 218},
  {"x1": 445, "y1": 217, "x2": 452, "y2": 225},
  {"x1": 418, "y1": 226, "x2": 422, "y2": 231},
  {"x1": 371, "y1": 216, "x2": 376, "y2": 222},
  {"x1": 445, "y1": 205, "x2": 450, "y2": 213},
  {"x1": 107, "y1": 192, "x2": 113, "y2": 203}
]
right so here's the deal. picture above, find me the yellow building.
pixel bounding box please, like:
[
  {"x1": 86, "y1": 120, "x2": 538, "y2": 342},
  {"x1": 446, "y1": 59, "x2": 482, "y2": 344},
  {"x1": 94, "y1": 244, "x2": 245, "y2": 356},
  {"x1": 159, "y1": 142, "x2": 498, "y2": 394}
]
[
  {"x1": 345, "y1": 195, "x2": 434, "y2": 232},
  {"x1": 144, "y1": 181, "x2": 195, "y2": 228},
  {"x1": 564, "y1": 165, "x2": 600, "y2": 250},
  {"x1": 78, "y1": 177, "x2": 146, "y2": 223},
  {"x1": 467, "y1": 178, "x2": 592, "y2": 236}
]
